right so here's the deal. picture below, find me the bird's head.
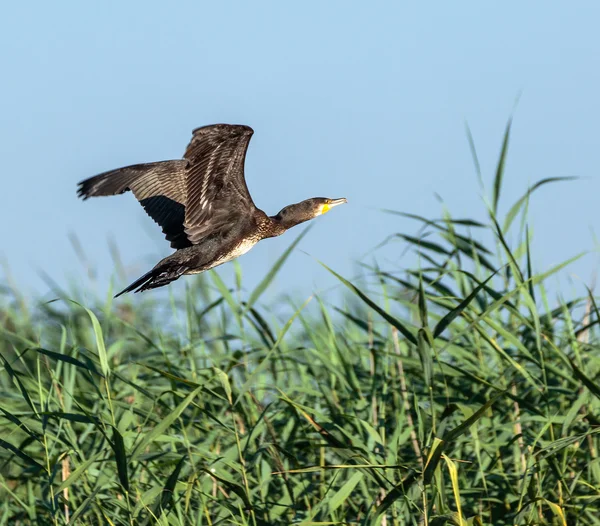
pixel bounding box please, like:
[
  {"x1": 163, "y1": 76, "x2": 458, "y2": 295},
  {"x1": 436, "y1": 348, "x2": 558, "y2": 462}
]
[{"x1": 272, "y1": 197, "x2": 347, "y2": 229}]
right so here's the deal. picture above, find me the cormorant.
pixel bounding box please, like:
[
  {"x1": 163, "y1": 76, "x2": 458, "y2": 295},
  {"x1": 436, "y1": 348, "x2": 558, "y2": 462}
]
[{"x1": 77, "y1": 124, "x2": 347, "y2": 297}]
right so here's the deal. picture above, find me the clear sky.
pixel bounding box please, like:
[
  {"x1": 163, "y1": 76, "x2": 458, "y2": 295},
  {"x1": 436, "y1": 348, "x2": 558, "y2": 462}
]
[{"x1": 1, "y1": 2, "x2": 599, "y2": 302}]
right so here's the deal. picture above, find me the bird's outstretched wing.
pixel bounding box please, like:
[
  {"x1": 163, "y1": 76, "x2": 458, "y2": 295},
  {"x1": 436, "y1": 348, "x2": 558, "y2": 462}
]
[
  {"x1": 77, "y1": 160, "x2": 191, "y2": 248},
  {"x1": 182, "y1": 124, "x2": 255, "y2": 244},
  {"x1": 77, "y1": 124, "x2": 256, "y2": 248}
]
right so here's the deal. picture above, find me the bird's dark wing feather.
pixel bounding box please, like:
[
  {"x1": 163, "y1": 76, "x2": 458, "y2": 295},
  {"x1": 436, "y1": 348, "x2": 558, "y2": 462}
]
[
  {"x1": 182, "y1": 124, "x2": 256, "y2": 244},
  {"x1": 77, "y1": 160, "x2": 191, "y2": 248},
  {"x1": 77, "y1": 124, "x2": 255, "y2": 249}
]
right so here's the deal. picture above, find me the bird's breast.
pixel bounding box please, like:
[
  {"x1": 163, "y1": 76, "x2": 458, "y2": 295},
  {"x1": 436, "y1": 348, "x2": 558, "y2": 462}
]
[
  {"x1": 209, "y1": 237, "x2": 259, "y2": 269},
  {"x1": 229, "y1": 237, "x2": 258, "y2": 258}
]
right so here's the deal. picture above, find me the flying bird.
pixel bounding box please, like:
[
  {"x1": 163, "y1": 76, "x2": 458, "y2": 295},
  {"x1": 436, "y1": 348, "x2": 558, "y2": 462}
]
[{"x1": 77, "y1": 124, "x2": 347, "y2": 297}]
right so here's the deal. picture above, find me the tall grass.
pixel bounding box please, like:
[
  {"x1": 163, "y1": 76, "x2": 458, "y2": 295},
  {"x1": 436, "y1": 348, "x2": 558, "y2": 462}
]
[{"x1": 1, "y1": 125, "x2": 599, "y2": 525}]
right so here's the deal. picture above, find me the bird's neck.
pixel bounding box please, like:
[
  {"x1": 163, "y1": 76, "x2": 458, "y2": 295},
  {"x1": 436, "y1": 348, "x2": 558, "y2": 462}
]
[{"x1": 256, "y1": 212, "x2": 287, "y2": 239}]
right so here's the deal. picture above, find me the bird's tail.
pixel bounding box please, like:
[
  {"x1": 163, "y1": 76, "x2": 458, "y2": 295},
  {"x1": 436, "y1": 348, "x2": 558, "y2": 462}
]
[{"x1": 115, "y1": 264, "x2": 186, "y2": 298}]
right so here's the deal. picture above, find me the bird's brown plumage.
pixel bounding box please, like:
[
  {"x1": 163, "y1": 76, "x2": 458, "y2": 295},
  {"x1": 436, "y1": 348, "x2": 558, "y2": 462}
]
[
  {"x1": 78, "y1": 124, "x2": 256, "y2": 249},
  {"x1": 182, "y1": 124, "x2": 255, "y2": 244},
  {"x1": 77, "y1": 123, "x2": 347, "y2": 296}
]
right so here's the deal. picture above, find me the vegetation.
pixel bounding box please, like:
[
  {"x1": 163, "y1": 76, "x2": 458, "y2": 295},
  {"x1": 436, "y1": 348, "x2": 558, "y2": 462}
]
[{"x1": 1, "y1": 122, "x2": 599, "y2": 525}]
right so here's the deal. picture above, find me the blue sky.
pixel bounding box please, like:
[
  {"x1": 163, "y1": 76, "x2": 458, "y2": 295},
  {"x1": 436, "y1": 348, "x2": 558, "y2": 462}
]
[{"x1": 1, "y1": 2, "x2": 599, "y2": 302}]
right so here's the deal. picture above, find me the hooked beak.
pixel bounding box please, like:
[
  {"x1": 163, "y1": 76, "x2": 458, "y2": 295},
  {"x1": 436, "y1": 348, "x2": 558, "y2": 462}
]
[{"x1": 321, "y1": 197, "x2": 348, "y2": 214}]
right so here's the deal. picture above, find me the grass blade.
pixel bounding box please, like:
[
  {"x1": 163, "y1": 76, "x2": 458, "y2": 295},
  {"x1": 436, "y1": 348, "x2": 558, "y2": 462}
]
[
  {"x1": 156, "y1": 456, "x2": 186, "y2": 516},
  {"x1": 112, "y1": 427, "x2": 129, "y2": 492},
  {"x1": 246, "y1": 225, "x2": 311, "y2": 311},
  {"x1": 56, "y1": 451, "x2": 102, "y2": 493},
  {"x1": 503, "y1": 176, "x2": 578, "y2": 233},
  {"x1": 433, "y1": 269, "x2": 499, "y2": 338},
  {"x1": 0, "y1": 438, "x2": 44, "y2": 470},
  {"x1": 132, "y1": 386, "x2": 202, "y2": 460},
  {"x1": 75, "y1": 302, "x2": 110, "y2": 377},
  {"x1": 326, "y1": 471, "x2": 363, "y2": 514},
  {"x1": 319, "y1": 261, "x2": 417, "y2": 345},
  {"x1": 465, "y1": 121, "x2": 483, "y2": 189},
  {"x1": 492, "y1": 116, "x2": 512, "y2": 215}
]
